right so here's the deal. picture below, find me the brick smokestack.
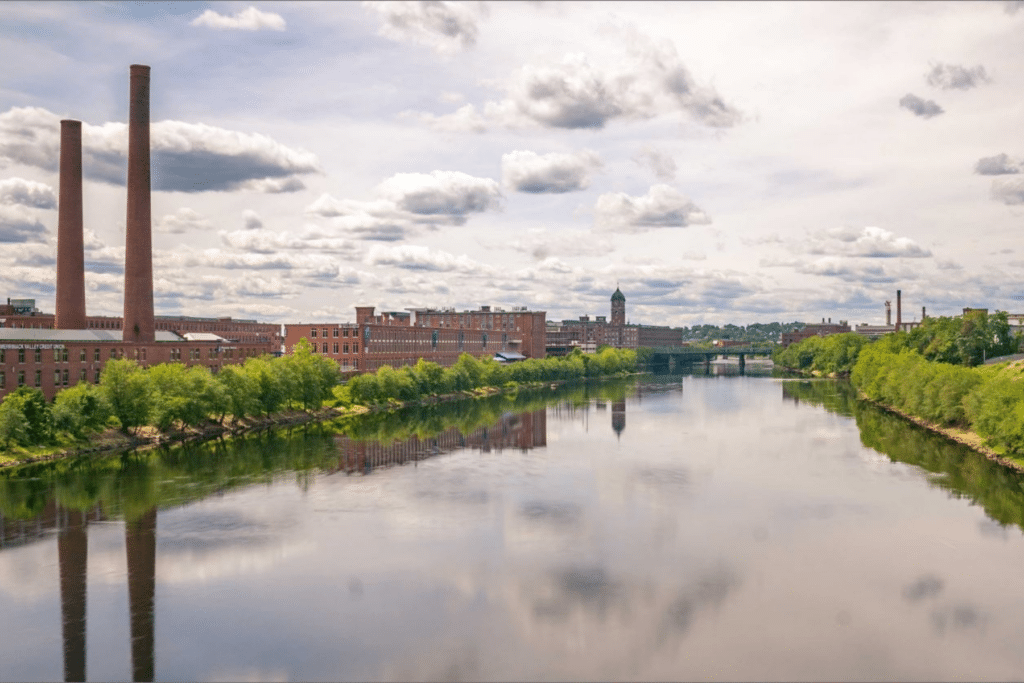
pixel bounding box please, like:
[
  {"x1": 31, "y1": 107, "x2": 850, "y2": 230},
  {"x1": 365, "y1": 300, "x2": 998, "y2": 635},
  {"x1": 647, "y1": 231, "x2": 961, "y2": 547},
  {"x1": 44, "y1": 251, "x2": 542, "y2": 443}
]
[
  {"x1": 123, "y1": 65, "x2": 155, "y2": 342},
  {"x1": 55, "y1": 120, "x2": 86, "y2": 330},
  {"x1": 896, "y1": 289, "x2": 902, "y2": 330}
]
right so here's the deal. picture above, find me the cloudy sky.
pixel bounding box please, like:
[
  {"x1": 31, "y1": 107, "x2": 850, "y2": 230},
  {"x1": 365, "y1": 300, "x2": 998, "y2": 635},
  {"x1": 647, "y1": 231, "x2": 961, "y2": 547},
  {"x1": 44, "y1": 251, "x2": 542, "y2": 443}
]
[{"x1": 1, "y1": 1, "x2": 1023, "y2": 328}]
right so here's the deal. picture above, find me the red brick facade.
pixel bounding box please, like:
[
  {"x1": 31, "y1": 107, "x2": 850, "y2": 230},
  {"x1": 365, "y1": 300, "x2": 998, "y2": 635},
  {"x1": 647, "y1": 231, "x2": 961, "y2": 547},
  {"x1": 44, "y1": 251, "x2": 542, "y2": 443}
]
[{"x1": 284, "y1": 305, "x2": 547, "y2": 372}]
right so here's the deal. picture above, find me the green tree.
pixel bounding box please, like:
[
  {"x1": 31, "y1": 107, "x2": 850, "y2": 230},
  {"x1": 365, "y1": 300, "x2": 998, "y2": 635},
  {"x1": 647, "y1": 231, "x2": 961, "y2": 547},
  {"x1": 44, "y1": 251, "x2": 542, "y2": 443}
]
[
  {"x1": 100, "y1": 358, "x2": 153, "y2": 434},
  {"x1": 52, "y1": 382, "x2": 112, "y2": 438}
]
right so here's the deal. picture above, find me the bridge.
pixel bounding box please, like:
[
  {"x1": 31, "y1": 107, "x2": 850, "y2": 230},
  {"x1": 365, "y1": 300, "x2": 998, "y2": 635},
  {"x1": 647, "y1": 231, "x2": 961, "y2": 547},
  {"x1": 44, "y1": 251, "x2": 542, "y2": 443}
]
[{"x1": 645, "y1": 345, "x2": 774, "y2": 372}]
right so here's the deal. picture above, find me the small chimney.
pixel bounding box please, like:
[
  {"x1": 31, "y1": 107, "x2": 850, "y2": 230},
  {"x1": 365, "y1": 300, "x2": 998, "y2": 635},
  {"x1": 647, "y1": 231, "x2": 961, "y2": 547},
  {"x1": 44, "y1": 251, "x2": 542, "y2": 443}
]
[
  {"x1": 896, "y1": 290, "x2": 902, "y2": 330},
  {"x1": 55, "y1": 120, "x2": 86, "y2": 330},
  {"x1": 885, "y1": 300, "x2": 892, "y2": 326},
  {"x1": 922, "y1": 306, "x2": 926, "y2": 320}
]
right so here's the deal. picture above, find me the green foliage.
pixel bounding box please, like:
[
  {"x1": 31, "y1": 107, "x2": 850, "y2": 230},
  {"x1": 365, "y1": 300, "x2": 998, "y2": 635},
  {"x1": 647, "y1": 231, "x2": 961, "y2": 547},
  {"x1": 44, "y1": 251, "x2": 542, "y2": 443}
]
[
  {"x1": 0, "y1": 396, "x2": 31, "y2": 448},
  {"x1": 100, "y1": 359, "x2": 153, "y2": 435},
  {"x1": 899, "y1": 310, "x2": 1019, "y2": 366},
  {"x1": 52, "y1": 382, "x2": 112, "y2": 438},
  {"x1": 284, "y1": 338, "x2": 341, "y2": 411},
  {"x1": 773, "y1": 333, "x2": 866, "y2": 376}
]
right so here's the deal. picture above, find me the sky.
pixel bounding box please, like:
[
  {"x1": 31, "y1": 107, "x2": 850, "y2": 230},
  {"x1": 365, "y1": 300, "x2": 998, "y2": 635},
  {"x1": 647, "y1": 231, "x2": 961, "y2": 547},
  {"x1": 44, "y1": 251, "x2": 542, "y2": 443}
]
[{"x1": 1, "y1": 1, "x2": 1023, "y2": 329}]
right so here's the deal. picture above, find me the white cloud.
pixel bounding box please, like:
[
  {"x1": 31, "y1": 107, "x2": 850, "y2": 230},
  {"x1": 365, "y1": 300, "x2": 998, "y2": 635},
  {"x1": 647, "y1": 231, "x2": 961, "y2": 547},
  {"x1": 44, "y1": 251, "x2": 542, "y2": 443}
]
[
  {"x1": 242, "y1": 209, "x2": 263, "y2": 231},
  {"x1": 0, "y1": 177, "x2": 56, "y2": 209},
  {"x1": 155, "y1": 208, "x2": 211, "y2": 234},
  {"x1": 306, "y1": 171, "x2": 502, "y2": 240},
  {"x1": 191, "y1": 6, "x2": 286, "y2": 31},
  {"x1": 991, "y1": 176, "x2": 1024, "y2": 205},
  {"x1": 797, "y1": 258, "x2": 904, "y2": 284},
  {"x1": 975, "y1": 153, "x2": 1021, "y2": 175},
  {"x1": 218, "y1": 226, "x2": 363, "y2": 258},
  {"x1": 366, "y1": 244, "x2": 493, "y2": 274},
  {"x1": 0, "y1": 204, "x2": 47, "y2": 243},
  {"x1": 807, "y1": 226, "x2": 932, "y2": 258},
  {"x1": 926, "y1": 62, "x2": 989, "y2": 90},
  {"x1": 501, "y1": 150, "x2": 601, "y2": 193},
  {"x1": 0, "y1": 107, "x2": 320, "y2": 193},
  {"x1": 632, "y1": 147, "x2": 677, "y2": 182},
  {"x1": 428, "y1": 37, "x2": 740, "y2": 131},
  {"x1": 499, "y1": 228, "x2": 613, "y2": 261},
  {"x1": 595, "y1": 185, "x2": 710, "y2": 233},
  {"x1": 364, "y1": 1, "x2": 483, "y2": 55},
  {"x1": 898, "y1": 93, "x2": 944, "y2": 119}
]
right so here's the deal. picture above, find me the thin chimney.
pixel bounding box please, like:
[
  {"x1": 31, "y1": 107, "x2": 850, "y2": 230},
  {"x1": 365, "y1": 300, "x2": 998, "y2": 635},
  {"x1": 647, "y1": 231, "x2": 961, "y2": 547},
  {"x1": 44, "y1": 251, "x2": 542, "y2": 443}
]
[
  {"x1": 55, "y1": 120, "x2": 86, "y2": 329},
  {"x1": 885, "y1": 300, "x2": 892, "y2": 327},
  {"x1": 922, "y1": 306, "x2": 926, "y2": 320},
  {"x1": 896, "y1": 289, "x2": 902, "y2": 331},
  {"x1": 123, "y1": 65, "x2": 155, "y2": 342}
]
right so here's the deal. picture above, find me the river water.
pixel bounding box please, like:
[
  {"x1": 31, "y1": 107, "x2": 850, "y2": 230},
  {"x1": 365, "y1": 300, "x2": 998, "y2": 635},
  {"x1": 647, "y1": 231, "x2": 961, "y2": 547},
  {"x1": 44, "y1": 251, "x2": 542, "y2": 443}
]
[{"x1": 3, "y1": 371, "x2": 1024, "y2": 681}]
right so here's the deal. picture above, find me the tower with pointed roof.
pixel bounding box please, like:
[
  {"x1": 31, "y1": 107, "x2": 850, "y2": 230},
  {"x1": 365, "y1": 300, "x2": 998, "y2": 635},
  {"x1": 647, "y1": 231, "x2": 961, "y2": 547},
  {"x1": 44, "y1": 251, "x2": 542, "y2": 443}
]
[{"x1": 611, "y1": 286, "x2": 626, "y2": 326}]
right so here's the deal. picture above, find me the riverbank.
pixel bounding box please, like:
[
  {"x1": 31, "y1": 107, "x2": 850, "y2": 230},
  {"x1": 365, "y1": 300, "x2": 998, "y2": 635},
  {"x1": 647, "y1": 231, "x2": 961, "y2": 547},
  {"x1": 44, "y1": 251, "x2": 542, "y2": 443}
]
[
  {"x1": 858, "y1": 393, "x2": 1024, "y2": 473},
  {"x1": 0, "y1": 379, "x2": 575, "y2": 470}
]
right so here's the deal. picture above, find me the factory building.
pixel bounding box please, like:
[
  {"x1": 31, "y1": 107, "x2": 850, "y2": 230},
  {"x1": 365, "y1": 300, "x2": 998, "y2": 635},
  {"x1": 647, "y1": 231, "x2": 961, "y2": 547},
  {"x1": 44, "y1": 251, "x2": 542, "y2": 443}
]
[
  {"x1": 0, "y1": 65, "x2": 275, "y2": 402},
  {"x1": 545, "y1": 288, "x2": 682, "y2": 355},
  {"x1": 283, "y1": 304, "x2": 547, "y2": 372}
]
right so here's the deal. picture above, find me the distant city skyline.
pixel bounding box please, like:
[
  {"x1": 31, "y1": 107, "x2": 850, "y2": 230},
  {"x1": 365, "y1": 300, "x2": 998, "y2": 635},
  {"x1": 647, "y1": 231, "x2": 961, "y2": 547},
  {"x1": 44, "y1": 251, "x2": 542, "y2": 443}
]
[{"x1": 1, "y1": 1, "x2": 1022, "y2": 327}]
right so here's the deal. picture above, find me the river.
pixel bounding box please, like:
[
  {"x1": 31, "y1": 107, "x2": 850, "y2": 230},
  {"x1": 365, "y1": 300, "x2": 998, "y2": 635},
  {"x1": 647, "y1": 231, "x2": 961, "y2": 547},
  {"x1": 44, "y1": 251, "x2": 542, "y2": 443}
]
[{"x1": 2, "y1": 371, "x2": 1024, "y2": 681}]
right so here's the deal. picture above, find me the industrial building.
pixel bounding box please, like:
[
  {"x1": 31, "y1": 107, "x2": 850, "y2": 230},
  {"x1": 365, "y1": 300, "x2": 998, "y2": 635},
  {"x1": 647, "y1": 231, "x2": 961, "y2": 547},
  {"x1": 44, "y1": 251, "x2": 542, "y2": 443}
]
[
  {"x1": 283, "y1": 304, "x2": 547, "y2": 372},
  {"x1": 545, "y1": 288, "x2": 682, "y2": 355},
  {"x1": 0, "y1": 65, "x2": 276, "y2": 402}
]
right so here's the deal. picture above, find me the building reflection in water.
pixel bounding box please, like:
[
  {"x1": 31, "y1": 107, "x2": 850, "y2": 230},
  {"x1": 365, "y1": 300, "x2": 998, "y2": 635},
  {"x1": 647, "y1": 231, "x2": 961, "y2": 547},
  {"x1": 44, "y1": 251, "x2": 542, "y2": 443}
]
[
  {"x1": 0, "y1": 406, "x2": 559, "y2": 680},
  {"x1": 333, "y1": 409, "x2": 548, "y2": 474}
]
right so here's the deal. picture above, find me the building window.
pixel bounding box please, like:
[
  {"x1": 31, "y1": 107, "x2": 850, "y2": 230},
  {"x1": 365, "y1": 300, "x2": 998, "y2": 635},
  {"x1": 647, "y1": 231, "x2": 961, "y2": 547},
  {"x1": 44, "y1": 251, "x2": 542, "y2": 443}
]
[
  {"x1": 311, "y1": 342, "x2": 318, "y2": 353},
  {"x1": 63, "y1": 369, "x2": 69, "y2": 386},
  {"x1": 343, "y1": 328, "x2": 349, "y2": 337},
  {"x1": 333, "y1": 328, "x2": 339, "y2": 337},
  {"x1": 0, "y1": 371, "x2": 4, "y2": 388},
  {"x1": 35, "y1": 370, "x2": 42, "y2": 387},
  {"x1": 79, "y1": 368, "x2": 87, "y2": 383},
  {"x1": 94, "y1": 348, "x2": 100, "y2": 361},
  {"x1": 311, "y1": 328, "x2": 317, "y2": 338},
  {"x1": 34, "y1": 348, "x2": 42, "y2": 363},
  {"x1": 0, "y1": 349, "x2": 3, "y2": 363},
  {"x1": 110, "y1": 348, "x2": 116, "y2": 359},
  {"x1": 94, "y1": 369, "x2": 100, "y2": 384},
  {"x1": 353, "y1": 359, "x2": 358, "y2": 369},
  {"x1": 322, "y1": 328, "x2": 328, "y2": 338},
  {"x1": 18, "y1": 370, "x2": 25, "y2": 386},
  {"x1": 61, "y1": 348, "x2": 68, "y2": 363},
  {"x1": 54, "y1": 370, "x2": 61, "y2": 386},
  {"x1": 140, "y1": 348, "x2": 147, "y2": 361},
  {"x1": 353, "y1": 343, "x2": 358, "y2": 354},
  {"x1": 80, "y1": 349, "x2": 86, "y2": 362},
  {"x1": 333, "y1": 343, "x2": 339, "y2": 354}
]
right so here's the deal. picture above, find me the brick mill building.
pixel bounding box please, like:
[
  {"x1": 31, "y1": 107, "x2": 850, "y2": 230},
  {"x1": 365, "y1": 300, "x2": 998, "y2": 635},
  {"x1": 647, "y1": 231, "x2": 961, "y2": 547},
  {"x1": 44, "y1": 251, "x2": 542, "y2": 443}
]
[
  {"x1": 0, "y1": 65, "x2": 276, "y2": 402},
  {"x1": 545, "y1": 288, "x2": 683, "y2": 355},
  {"x1": 284, "y1": 304, "x2": 547, "y2": 372}
]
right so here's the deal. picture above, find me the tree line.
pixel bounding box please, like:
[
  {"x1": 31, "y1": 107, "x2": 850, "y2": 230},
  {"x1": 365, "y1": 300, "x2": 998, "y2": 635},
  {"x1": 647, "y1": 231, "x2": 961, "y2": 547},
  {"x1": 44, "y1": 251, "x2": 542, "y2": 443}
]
[
  {"x1": 775, "y1": 310, "x2": 1024, "y2": 456},
  {"x1": 0, "y1": 342, "x2": 637, "y2": 451}
]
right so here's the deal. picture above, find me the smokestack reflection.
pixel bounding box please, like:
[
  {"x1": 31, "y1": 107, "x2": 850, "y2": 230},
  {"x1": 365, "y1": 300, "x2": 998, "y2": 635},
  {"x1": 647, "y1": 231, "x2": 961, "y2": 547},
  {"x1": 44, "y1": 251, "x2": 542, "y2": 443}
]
[
  {"x1": 126, "y1": 507, "x2": 156, "y2": 682},
  {"x1": 58, "y1": 508, "x2": 87, "y2": 682}
]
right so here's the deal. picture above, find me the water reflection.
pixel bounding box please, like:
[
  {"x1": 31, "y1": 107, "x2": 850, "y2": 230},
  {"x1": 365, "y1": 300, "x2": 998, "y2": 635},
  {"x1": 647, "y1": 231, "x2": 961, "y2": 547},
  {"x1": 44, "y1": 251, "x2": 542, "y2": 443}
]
[
  {"x1": 3, "y1": 376, "x2": 1024, "y2": 680},
  {"x1": 782, "y1": 379, "x2": 1024, "y2": 532}
]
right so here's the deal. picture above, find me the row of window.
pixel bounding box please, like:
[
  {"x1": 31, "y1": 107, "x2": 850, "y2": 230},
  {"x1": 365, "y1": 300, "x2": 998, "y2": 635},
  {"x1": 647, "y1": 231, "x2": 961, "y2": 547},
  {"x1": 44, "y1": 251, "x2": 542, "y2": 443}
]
[
  {"x1": 0, "y1": 367, "x2": 100, "y2": 389},
  {"x1": 309, "y1": 342, "x2": 359, "y2": 355},
  {"x1": 308, "y1": 327, "x2": 357, "y2": 338},
  {"x1": 0, "y1": 346, "x2": 262, "y2": 366}
]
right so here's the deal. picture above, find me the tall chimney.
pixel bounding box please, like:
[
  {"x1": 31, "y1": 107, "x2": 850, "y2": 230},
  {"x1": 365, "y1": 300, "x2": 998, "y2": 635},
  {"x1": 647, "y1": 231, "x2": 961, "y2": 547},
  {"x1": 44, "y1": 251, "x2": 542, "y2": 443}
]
[
  {"x1": 55, "y1": 120, "x2": 87, "y2": 329},
  {"x1": 922, "y1": 306, "x2": 926, "y2": 320},
  {"x1": 885, "y1": 300, "x2": 892, "y2": 326},
  {"x1": 896, "y1": 289, "x2": 902, "y2": 330},
  {"x1": 123, "y1": 65, "x2": 155, "y2": 342}
]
